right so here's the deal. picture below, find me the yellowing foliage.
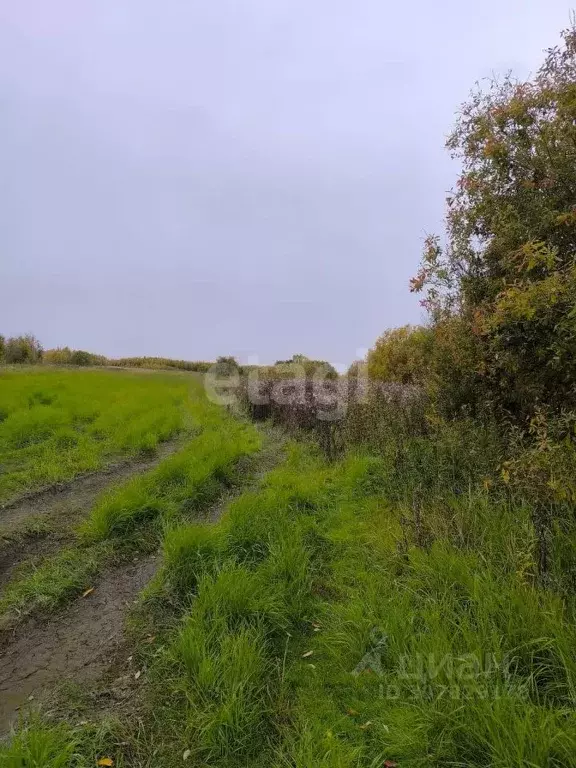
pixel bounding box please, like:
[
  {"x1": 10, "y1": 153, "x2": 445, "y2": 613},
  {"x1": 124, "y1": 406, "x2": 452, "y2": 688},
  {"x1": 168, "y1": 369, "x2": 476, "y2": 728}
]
[{"x1": 367, "y1": 325, "x2": 432, "y2": 385}]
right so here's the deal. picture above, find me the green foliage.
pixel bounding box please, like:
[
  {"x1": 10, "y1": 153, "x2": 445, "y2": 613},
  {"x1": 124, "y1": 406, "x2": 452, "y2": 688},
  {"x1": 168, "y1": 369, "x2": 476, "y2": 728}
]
[
  {"x1": 43, "y1": 347, "x2": 107, "y2": 366},
  {"x1": 42, "y1": 347, "x2": 73, "y2": 365},
  {"x1": 367, "y1": 325, "x2": 433, "y2": 385},
  {"x1": 402, "y1": 21, "x2": 576, "y2": 581},
  {"x1": 108, "y1": 356, "x2": 212, "y2": 372},
  {"x1": 3, "y1": 390, "x2": 576, "y2": 766},
  {"x1": 0, "y1": 383, "x2": 261, "y2": 629},
  {"x1": 3, "y1": 334, "x2": 214, "y2": 372},
  {"x1": 69, "y1": 349, "x2": 101, "y2": 366},
  {"x1": 212, "y1": 355, "x2": 240, "y2": 377},
  {"x1": 0, "y1": 544, "x2": 108, "y2": 625},
  {"x1": 345, "y1": 359, "x2": 367, "y2": 378},
  {"x1": 0, "y1": 721, "x2": 80, "y2": 767},
  {"x1": 83, "y1": 442, "x2": 576, "y2": 765},
  {"x1": 163, "y1": 524, "x2": 223, "y2": 597},
  {"x1": 42, "y1": 346, "x2": 212, "y2": 372},
  {"x1": 411, "y1": 23, "x2": 576, "y2": 419},
  {"x1": 4, "y1": 334, "x2": 43, "y2": 364},
  {"x1": 251, "y1": 354, "x2": 338, "y2": 380}
]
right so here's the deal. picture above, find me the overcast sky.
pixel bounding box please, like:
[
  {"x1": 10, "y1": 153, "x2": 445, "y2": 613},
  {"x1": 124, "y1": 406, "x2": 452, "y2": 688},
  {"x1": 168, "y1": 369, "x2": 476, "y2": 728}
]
[{"x1": 1, "y1": 1, "x2": 572, "y2": 366}]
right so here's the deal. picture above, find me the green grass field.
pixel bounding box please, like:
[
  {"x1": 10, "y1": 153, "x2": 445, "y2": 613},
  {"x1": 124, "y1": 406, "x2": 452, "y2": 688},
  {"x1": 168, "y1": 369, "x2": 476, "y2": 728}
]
[
  {"x1": 0, "y1": 367, "x2": 198, "y2": 503},
  {"x1": 0, "y1": 368, "x2": 261, "y2": 626},
  {"x1": 1, "y1": 367, "x2": 576, "y2": 767}
]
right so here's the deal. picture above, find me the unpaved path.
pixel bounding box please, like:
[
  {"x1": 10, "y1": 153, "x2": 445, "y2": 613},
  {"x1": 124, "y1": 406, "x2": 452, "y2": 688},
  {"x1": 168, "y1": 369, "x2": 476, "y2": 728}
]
[
  {"x1": 0, "y1": 440, "x2": 183, "y2": 589},
  {"x1": 0, "y1": 427, "x2": 286, "y2": 735},
  {"x1": 0, "y1": 557, "x2": 156, "y2": 732},
  {"x1": 0, "y1": 439, "x2": 183, "y2": 534}
]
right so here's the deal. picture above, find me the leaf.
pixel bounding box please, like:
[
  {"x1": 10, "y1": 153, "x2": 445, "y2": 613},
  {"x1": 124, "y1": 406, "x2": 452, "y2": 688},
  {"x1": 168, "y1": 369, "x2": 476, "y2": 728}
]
[
  {"x1": 134, "y1": 670, "x2": 141, "y2": 680},
  {"x1": 359, "y1": 721, "x2": 372, "y2": 730},
  {"x1": 82, "y1": 587, "x2": 94, "y2": 598},
  {"x1": 346, "y1": 708, "x2": 359, "y2": 716},
  {"x1": 183, "y1": 749, "x2": 191, "y2": 761},
  {"x1": 97, "y1": 759, "x2": 114, "y2": 767},
  {"x1": 302, "y1": 650, "x2": 314, "y2": 658},
  {"x1": 384, "y1": 761, "x2": 398, "y2": 768}
]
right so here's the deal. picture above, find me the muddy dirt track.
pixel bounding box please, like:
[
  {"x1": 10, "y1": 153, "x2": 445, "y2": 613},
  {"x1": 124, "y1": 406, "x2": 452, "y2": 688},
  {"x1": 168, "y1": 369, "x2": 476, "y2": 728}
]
[
  {"x1": 0, "y1": 557, "x2": 156, "y2": 731},
  {"x1": 0, "y1": 445, "x2": 182, "y2": 734},
  {"x1": 0, "y1": 441, "x2": 181, "y2": 591},
  {"x1": 0, "y1": 431, "x2": 284, "y2": 736}
]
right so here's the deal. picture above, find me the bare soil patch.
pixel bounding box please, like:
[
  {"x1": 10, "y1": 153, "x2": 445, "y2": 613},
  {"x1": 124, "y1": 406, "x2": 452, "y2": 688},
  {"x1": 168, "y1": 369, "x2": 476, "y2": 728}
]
[
  {"x1": 0, "y1": 556, "x2": 157, "y2": 734},
  {"x1": 0, "y1": 538, "x2": 61, "y2": 592},
  {"x1": 0, "y1": 426, "x2": 286, "y2": 738}
]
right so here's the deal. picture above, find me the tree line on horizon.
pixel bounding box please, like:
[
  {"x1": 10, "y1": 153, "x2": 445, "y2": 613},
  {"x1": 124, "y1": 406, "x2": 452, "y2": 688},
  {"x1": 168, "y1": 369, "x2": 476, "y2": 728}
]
[{"x1": 0, "y1": 337, "x2": 339, "y2": 379}]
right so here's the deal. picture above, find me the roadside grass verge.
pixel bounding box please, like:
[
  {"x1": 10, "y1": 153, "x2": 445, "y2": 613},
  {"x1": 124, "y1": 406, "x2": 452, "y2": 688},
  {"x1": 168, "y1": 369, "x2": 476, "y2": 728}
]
[
  {"x1": 0, "y1": 367, "x2": 200, "y2": 503},
  {"x1": 139, "y1": 445, "x2": 576, "y2": 768},
  {"x1": 78, "y1": 451, "x2": 576, "y2": 765},
  {"x1": 0, "y1": 396, "x2": 261, "y2": 630}
]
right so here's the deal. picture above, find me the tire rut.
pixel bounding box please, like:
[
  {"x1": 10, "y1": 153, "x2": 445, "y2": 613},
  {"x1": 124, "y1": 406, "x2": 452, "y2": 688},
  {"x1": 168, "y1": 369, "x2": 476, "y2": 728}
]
[
  {"x1": 0, "y1": 439, "x2": 184, "y2": 589},
  {"x1": 0, "y1": 557, "x2": 157, "y2": 734},
  {"x1": 0, "y1": 426, "x2": 287, "y2": 736}
]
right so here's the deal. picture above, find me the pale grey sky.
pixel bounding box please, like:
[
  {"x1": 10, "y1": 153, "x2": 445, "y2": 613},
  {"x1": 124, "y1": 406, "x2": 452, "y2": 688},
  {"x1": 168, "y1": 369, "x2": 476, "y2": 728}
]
[{"x1": 1, "y1": 1, "x2": 572, "y2": 365}]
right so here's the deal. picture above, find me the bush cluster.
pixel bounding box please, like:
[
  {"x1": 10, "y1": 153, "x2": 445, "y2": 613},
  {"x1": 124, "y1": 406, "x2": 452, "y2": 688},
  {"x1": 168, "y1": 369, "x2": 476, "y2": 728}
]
[
  {"x1": 407, "y1": 24, "x2": 576, "y2": 423},
  {"x1": 291, "y1": 23, "x2": 576, "y2": 588},
  {"x1": 236, "y1": 23, "x2": 576, "y2": 589},
  {"x1": 244, "y1": 354, "x2": 338, "y2": 381},
  {"x1": 43, "y1": 347, "x2": 107, "y2": 366},
  {"x1": 0, "y1": 334, "x2": 43, "y2": 364}
]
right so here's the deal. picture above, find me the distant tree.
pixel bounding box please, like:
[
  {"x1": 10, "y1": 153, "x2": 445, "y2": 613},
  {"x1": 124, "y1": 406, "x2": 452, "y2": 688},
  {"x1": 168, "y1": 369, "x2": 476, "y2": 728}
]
[
  {"x1": 268, "y1": 355, "x2": 337, "y2": 380},
  {"x1": 214, "y1": 356, "x2": 240, "y2": 376},
  {"x1": 4, "y1": 334, "x2": 43, "y2": 364},
  {"x1": 367, "y1": 326, "x2": 433, "y2": 385},
  {"x1": 44, "y1": 347, "x2": 73, "y2": 365},
  {"x1": 347, "y1": 359, "x2": 368, "y2": 378},
  {"x1": 70, "y1": 349, "x2": 95, "y2": 366},
  {"x1": 0, "y1": 335, "x2": 5, "y2": 363},
  {"x1": 107, "y1": 356, "x2": 210, "y2": 372}
]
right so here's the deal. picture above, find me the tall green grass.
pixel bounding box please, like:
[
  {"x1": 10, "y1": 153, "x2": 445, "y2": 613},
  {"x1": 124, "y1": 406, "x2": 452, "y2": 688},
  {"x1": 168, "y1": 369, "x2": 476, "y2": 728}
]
[
  {"x1": 3, "y1": 413, "x2": 576, "y2": 766},
  {"x1": 81, "y1": 412, "x2": 260, "y2": 541},
  {"x1": 0, "y1": 367, "x2": 199, "y2": 502},
  {"x1": 109, "y1": 445, "x2": 576, "y2": 766},
  {"x1": 0, "y1": 391, "x2": 261, "y2": 627}
]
